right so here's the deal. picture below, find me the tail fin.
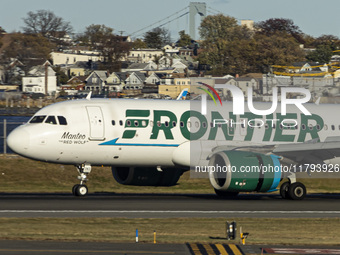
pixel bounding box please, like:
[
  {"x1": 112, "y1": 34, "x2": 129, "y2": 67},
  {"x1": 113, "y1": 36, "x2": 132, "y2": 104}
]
[
  {"x1": 176, "y1": 88, "x2": 188, "y2": 100},
  {"x1": 86, "y1": 91, "x2": 92, "y2": 100}
]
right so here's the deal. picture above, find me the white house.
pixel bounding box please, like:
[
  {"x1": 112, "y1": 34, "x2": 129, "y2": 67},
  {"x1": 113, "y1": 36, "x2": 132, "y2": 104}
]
[
  {"x1": 125, "y1": 72, "x2": 146, "y2": 89},
  {"x1": 51, "y1": 51, "x2": 103, "y2": 66},
  {"x1": 22, "y1": 61, "x2": 57, "y2": 95}
]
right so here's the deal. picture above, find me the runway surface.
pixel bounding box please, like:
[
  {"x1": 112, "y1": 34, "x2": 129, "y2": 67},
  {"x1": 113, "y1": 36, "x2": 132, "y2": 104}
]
[
  {"x1": 0, "y1": 192, "x2": 340, "y2": 218},
  {"x1": 1, "y1": 240, "x2": 340, "y2": 255}
]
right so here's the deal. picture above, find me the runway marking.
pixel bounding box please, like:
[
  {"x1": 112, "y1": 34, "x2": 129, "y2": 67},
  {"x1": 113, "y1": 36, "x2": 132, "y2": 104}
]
[
  {"x1": 229, "y1": 244, "x2": 244, "y2": 255},
  {"x1": 187, "y1": 244, "x2": 245, "y2": 255},
  {"x1": 203, "y1": 244, "x2": 216, "y2": 255},
  {"x1": 264, "y1": 248, "x2": 340, "y2": 254},
  {"x1": 215, "y1": 244, "x2": 229, "y2": 255}
]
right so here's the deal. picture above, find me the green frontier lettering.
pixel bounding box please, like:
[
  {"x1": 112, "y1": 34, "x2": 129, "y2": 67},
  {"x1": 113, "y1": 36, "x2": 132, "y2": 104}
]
[
  {"x1": 122, "y1": 109, "x2": 150, "y2": 139},
  {"x1": 123, "y1": 109, "x2": 324, "y2": 143},
  {"x1": 150, "y1": 110, "x2": 177, "y2": 140}
]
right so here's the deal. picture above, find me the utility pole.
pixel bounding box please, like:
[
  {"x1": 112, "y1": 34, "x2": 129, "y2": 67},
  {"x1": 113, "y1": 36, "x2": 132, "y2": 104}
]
[{"x1": 44, "y1": 61, "x2": 49, "y2": 96}]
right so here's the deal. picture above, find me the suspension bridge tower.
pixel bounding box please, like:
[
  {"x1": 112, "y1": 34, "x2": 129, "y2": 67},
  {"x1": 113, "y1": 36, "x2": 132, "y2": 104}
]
[{"x1": 189, "y1": 2, "x2": 206, "y2": 40}]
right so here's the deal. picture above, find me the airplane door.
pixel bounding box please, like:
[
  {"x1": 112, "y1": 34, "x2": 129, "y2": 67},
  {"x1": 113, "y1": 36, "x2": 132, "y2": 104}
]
[{"x1": 86, "y1": 106, "x2": 105, "y2": 140}]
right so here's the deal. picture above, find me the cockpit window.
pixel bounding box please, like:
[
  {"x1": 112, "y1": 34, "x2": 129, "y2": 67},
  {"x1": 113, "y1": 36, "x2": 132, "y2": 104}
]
[
  {"x1": 45, "y1": 116, "x2": 57, "y2": 125},
  {"x1": 29, "y1": 115, "x2": 46, "y2": 123},
  {"x1": 57, "y1": 116, "x2": 68, "y2": 125}
]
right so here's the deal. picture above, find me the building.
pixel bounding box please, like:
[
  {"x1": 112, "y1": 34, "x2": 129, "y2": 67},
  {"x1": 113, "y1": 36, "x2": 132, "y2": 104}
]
[
  {"x1": 51, "y1": 51, "x2": 104, "y2": 66},
  {"x1": 105, "y1": 72, "x2": 128, "y2": 92},
  {"x1": 127, "y1": 49, "x2": 163, "y2": 63},
  {"x1": 22, "y1": 61, "x2": 57, "y2": 95},
  {"x1": 85, "y1": 71, "x2": 109, "y2": 93},
  {"x1": 125, "y1": 72, "x2": 146, "y2": 89}
]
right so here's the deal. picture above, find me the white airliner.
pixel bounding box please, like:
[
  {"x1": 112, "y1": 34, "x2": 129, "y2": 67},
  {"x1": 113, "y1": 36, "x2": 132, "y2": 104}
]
[{"x1": 6, "y1": 94, "x2": 340, "y2": 199}]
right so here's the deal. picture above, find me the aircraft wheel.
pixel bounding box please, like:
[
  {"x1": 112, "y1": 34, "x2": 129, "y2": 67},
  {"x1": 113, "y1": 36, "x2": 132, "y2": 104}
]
[
  {"x1": 280, "y1": 181, "x2": 290, "y2": 199},
  {"x1": 288, "y1": 182, "x2": 306, "y2": 200},
  {"x1": 214, "y1": 189, "x2": 239, "y2": 199},
  {"x1": 75, "y1": 184, "x2": 88, "y2": 197},
  {"x1": 72, "y1": 184, "x2": 79, "y2": 196}
]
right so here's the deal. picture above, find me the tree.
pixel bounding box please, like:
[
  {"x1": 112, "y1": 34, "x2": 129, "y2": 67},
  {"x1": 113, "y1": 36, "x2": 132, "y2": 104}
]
[
  {"x1": 255, "y1": 18, "x2": 304, "y2": 43},
  {"x1": 79, "y1": 24, "x2": 130, "y2": 72},
  {"x1": 99, "y1": 34, "x2": 131, "y2": 72},
  {"x1": 254, "y1": 33, "x2": 305, "y2": 73},
  {"x1": 306, "y1": 44, "x2": 333, "y2": 63},
  {"x1": 78, "y1": 24, "x2": 113, "y2": 49},
  {"x1": 312, "y1": 35, "x2": 340, "y2": 50},
  {"x1": 177, "y1": 30, "x2": 192, "y2": 47},
  {"x1": 132, "y1": 38, "x2": 147, "y2": 49},
  {"x1": 144, "y1": 27, "x2": 171, "y2": 48},
  {"x1": 53, "y1": 66, "x2": 69, "y2": 85},
  {"x1": 22, "y1": 10, "x2": 72, "y2": 40},
  {"x1": 198, "y1": 14, "x2": 253, "y2": 75},
  {"x1": 2, "y1": 33, "x2": 54, "y2": 63}
]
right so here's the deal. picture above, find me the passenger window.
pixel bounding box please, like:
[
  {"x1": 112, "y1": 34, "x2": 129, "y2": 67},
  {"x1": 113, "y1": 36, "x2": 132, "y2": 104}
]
[
  {"x1": 30, "y1": 115, "x2": 46, "y2": 123},
  {"x1": 45, "y1": 116, "x2": 57, "y2": 125},
  {"x1": 119, "y1": 120, "x2": 123, "y2": 126},
  {"x1": 57, "y1": 116, "x2": 67, "y2": 125},
  {"x1": 112, "y1": 120, "x2": 116, "y2": 126}
]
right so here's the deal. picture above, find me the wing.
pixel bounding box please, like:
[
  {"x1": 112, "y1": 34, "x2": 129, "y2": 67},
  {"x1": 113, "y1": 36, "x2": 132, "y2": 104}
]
[
  {"x1": 273, "y1": 136, "x2": 340, "y2": 164},
  {"x1": 172, "y1": 137, "x2": 340, "y2": 168}
]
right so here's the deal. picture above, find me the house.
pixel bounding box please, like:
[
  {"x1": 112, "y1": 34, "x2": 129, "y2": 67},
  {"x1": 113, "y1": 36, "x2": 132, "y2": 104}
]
[
  {"x1": 85, "y1": 71, "x2": 109, "y2": 93},
  {"x1": 22, "y1": 61, "x2": 57, "y2": 95},
  {"x1": 281, "y1": 62, "x2": 329, "y2": 74},
  {"x1": 124, "y1": 72, "x2": 146, "y2": 89},
  {"x1": 127, "y1": 48, "x2": 163, "y2": 63},
  {"x1": 172, "y1": 61, "x2": 189, "y2": 73},
  {"x1": 123, "y1": 62, "x2": 157, "y2": 72},
  {"x1": 61, "y1": 76, "x2": 87, "y2": 92},
  {"x1": 145, "y1": 72, "x2": 164, "y2": 85},
  {"x1": 51, "y1": 51, "x2": 103, "y2": 66},
  {"x1": 224, "y1": 77, "x2": 261, "y2": 96},
  {"x1": 68, "y1": 61, "x2": 100, "y2": 77},
  {"x1": 0, "y1": 58, "x2": 25, "y2": 84},
  {"x1": 105, "y1": 72, "x2": 128, "y2": 92}
]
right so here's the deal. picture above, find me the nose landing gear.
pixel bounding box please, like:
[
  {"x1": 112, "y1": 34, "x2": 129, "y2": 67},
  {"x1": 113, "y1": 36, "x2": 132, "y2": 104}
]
[{"x1": 72, "y1": 164, "x2": 92, "y2": 196}]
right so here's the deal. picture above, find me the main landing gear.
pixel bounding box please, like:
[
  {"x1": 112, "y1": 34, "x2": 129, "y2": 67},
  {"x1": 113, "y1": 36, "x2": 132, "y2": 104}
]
[
  {"x1": 280, "y1": 173, "x2": 306, "y2": 200},
  {"x1": 72, "y1": 163, "x2": 92, "y2": 197}
]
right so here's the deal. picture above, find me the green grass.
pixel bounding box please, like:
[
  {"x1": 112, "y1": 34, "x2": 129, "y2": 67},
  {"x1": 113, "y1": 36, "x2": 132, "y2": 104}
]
[{"x1": 0, "y1": 218, "x2": 339, "y2": 245}]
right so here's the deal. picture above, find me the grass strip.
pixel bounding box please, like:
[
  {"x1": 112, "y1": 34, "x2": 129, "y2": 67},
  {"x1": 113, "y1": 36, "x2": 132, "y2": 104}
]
[{"x1": 0, "y1": 218, "x2": 339, "y2": 245}]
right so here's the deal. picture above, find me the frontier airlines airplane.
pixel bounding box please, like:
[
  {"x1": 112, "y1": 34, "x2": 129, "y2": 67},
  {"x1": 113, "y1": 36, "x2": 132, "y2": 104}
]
[{"x1": 7, "y1": 92, "x2": 340, "y2": 200}]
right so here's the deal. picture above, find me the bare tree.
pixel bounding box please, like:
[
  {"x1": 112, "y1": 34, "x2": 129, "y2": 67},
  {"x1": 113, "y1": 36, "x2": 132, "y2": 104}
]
[{"x1": 22, "y1": 10, "x2": 72, "y2": 40}]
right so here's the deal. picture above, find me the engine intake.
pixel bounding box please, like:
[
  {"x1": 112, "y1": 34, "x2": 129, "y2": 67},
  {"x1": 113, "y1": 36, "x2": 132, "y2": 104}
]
[{"x1": 208, "y1": 151, "x2": 282, "y2": 193}]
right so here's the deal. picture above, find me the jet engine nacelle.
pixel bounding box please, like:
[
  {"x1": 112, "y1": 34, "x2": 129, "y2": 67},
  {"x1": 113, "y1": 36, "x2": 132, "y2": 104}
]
[
  {"x1": 208, "y1": 151, "x2": 282, "y2": 193},
  {"x1": 111, "y1": 166, "x2": 184, "y2": 186}
]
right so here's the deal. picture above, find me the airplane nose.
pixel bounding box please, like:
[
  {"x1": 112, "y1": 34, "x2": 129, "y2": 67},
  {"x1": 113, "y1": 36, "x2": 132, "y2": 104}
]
[{"x1": 7, "y1": 127, "x2": 30, "y2": 155}]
